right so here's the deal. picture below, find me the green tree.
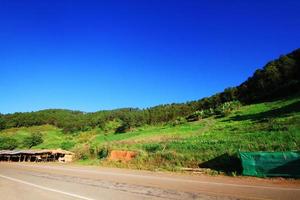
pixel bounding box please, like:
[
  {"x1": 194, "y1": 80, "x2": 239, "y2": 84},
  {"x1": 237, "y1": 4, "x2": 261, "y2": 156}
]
[
  {"x1": 23, "y1": 132, "x2": 44, "y2": 149},
  {"x1": 0, "y1": 136, "x2": 18, "y2": 150}
]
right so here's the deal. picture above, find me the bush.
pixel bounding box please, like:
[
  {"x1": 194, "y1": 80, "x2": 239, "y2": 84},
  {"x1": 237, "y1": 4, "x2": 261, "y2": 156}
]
[
  {"x1": 97, "y1": 147, "x2": 109, "y2": 159},
  {"x1": 60, "y1": 141, "x2": 75, "y2": 150},
  {"x1": 0, "y1": 136, "x2": 18, "y2": 150},
  {"x1": 186, "y1": 110, "x2": 205, "y2": 122},
  {"x1": 203, "y1": 108, "x2": 215, "y2": 118},
  {"x1": 23, "y1": 132, "x2": 43, "y2": 149},
  {"x1": 73, "y1": 144, "x2": 90, "y2": 160},
  {"x1": 170, "y1": 117, "x2": 187, "y2": 126},
  {"x1": 215, "y1": 101, "x2": 241, "y2": 117},
  {"x1": 104, "y1": 120, "x2": 122, "y2": 133},
  {"x1": 115, "y1": 122, "x2": 130, "y2": 134}
]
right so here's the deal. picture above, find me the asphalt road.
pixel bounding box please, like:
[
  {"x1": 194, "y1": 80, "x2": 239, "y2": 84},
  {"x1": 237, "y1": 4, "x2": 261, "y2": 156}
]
[{"x1": 0, "y1": 163, "x2": 299, "y2": 200}]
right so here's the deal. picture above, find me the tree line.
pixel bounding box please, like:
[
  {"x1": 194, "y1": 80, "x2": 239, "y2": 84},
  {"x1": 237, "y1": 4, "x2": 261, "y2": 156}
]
[{"x1": 0, "y1": 48, "x2": 299, "y2": 133}]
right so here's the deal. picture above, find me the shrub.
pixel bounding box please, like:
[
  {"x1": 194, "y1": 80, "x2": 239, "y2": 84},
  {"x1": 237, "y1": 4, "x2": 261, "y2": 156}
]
[
  {"x1": 203, "y1": 108, "x2": 215, "y2": 118},
  {"x1": 0, "y1": 136, "x2": 18, "y2": 150},
  {"x1": 23, "y1": 132, "x2": 43, "y2": 149},
  {"x1": 104, "y1": 120, "x2": 122, "y2": 133},
  {"x1": 60, "y1": 141, "x2": 75, "y2": 150},
  {"x1": 186, "y1": 110, "x2": 205, "y2": 122},
  {"x1": 73, "y1": 144, "x2": 90, "y2": 160},
  {"x1": 115, "y1": 122, "x2": 130, "y2": 134},
  {"x1": 215, "y1": 101, "x2": 241, "y2": 117},
  {"x1": 87, "y1": 143, "x2": 110, "y2": 159},
  {"x1": 97, "y1": 147, "x2": 109, "y2": 159},
  {"x1": 170, "y1": 117, "x2": 187, "y2": 126}
]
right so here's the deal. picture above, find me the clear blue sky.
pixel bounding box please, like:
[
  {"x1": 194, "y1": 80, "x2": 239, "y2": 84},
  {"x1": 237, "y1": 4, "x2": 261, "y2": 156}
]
[{"x1": 0, "y1": 0, "x2": 299, "y2": 114}]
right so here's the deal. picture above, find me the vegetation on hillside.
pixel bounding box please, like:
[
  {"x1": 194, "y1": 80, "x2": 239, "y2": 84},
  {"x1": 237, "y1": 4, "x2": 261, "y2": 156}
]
[
  {"x1": 0, "y1": 48, "x2": 299, "y2": 173},
  {"x1": 0, "y1": 49, "x2": 299, "y2": 134},
  {"x1": 0, "y1": 94, "x2": 299, "y2": 173}
]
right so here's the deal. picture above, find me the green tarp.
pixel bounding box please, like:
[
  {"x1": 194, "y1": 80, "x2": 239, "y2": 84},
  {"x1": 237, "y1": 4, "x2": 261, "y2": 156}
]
[{"x1": 239, "y1": 151, "x2": 300, "y2": 178}]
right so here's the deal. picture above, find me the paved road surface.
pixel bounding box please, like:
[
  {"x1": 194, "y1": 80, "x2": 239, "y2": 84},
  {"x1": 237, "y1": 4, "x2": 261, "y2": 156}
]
[{"x1": 0, "y1": 163, "x2": 299, "y2": 200}]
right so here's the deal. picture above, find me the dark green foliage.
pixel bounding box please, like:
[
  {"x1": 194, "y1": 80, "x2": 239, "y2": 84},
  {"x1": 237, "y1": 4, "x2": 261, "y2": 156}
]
[
  {"x1": 237, "y1": 49, "x2": 300, "y2": 103},
  {"x1": 97, "y1": 148, "x2": 109, "y2": 159},
  {"x1": 23, "y1": 132, "x2": 44, "y2": 149},
  {"x1": 115, "y1": 121, "x2": 131, "y2": 134},
  {"x1": 0, "y1": 136, "x2": 18, "y2": 150}
]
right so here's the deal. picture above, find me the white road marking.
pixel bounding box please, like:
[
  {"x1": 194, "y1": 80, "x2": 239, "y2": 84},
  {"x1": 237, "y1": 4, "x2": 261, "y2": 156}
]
[
  {"x1": 13, "y1": 164, "x2": 300, "y2": 192},
  {"x1": 0, "y1": 174, "x2": 95, "y2": 200}
]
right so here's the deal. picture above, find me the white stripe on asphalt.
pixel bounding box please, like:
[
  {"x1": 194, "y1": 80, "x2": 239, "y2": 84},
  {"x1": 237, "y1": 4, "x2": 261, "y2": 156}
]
[
  {"x1": 14, "y1": 164, "x2": 300, "y2": 192},
  {"x1": 0, "y1": 174, "x2": 95, "y2": 200}
]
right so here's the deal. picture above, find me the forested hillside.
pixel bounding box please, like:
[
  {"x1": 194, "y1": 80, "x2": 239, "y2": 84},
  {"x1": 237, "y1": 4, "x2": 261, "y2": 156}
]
[{"x1": 0, "y1": 49, "x2": 299, "y2": 134}]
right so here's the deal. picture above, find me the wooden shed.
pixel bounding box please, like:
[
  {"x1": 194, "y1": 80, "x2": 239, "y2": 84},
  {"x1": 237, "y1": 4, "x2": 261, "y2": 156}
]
[{"x1": 0, "y1": 149, "x2": 74, "y2": 163}]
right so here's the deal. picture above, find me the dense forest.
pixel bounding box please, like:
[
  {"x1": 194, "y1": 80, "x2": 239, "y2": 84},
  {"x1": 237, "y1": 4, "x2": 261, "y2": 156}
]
[{"x1": 0, "y1": 48, "x2": 299, "y2": 133}]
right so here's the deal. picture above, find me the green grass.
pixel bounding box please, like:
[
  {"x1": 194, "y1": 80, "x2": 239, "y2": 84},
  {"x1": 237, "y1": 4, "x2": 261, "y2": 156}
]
[
  {"x1": 1, "y1": 95, "x2": 300, "y2": 173},
  {"x1": 93, "y1": 122, "x2": 205, "y2": 144},
  {"x1": 32, "y1": 130, "x2": 69, "y2": 149}
]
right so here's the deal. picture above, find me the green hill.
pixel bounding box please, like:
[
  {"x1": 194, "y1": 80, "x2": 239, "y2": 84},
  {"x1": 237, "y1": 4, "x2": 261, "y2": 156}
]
[
  {"x1": 1, "y1": 94, "x2": 299, "y2": 173},
  {"x1": 1, "y1": 49, "x2": 299, "y2": 135}
]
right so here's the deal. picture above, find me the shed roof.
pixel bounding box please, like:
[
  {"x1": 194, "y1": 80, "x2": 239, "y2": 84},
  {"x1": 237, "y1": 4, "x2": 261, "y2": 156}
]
[{"x1": 0, "y1": 149, "x2": 74, "y2": 155}]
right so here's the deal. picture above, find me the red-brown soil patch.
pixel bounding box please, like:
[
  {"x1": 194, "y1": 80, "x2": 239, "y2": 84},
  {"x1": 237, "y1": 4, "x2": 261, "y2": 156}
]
[{"x1": 109, "y1": 150, "x2": 137, "y2": 161}]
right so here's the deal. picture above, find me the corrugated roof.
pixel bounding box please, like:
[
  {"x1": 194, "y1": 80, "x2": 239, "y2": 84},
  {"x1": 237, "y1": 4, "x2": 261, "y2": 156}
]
[{"x1": 0, "y1": 149, "x2": 74, "y2": 155}]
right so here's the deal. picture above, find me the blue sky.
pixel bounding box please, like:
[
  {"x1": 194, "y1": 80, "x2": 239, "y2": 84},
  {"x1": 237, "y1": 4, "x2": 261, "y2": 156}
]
[{"x1": 0, "y1": 0, "x2": 300, "y2": 114}]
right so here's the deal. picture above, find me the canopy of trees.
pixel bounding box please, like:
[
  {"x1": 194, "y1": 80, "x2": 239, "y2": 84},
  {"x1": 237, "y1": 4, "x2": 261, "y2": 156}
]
[{"x1": 0, "y1": 49, "x2": 299, "y2": 133}]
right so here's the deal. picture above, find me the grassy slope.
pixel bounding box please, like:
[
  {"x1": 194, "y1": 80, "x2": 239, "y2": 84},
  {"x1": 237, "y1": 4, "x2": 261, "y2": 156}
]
[{"x1": 1, "y1": 95, "x2": 300, "y2": 172}]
